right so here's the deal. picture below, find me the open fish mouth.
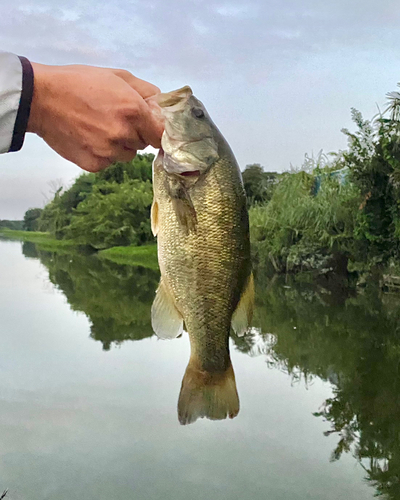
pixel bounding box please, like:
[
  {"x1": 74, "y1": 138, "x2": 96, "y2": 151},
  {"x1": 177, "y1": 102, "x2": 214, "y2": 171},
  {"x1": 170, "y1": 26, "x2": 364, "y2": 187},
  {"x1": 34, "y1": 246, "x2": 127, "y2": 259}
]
[
  {"x1": 180, "y1": 170, "x2": 200, "y2": 177},
  {"x1": 156, "y1": 86, "x2": 193, "y2": 109}
]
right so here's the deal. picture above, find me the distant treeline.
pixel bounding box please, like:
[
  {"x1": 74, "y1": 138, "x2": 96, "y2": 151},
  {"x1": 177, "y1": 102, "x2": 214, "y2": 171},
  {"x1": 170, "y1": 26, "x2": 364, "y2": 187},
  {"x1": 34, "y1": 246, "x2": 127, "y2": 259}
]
[
  {"x1": 24, "y1": 154, "x2": 155, "y2": 249},
  {"x1": 22, "y1": 152, "x2": 280, "y2": 250},
  {"x1": 0, "y1": 220, "x2": 23, "y2": 230}
]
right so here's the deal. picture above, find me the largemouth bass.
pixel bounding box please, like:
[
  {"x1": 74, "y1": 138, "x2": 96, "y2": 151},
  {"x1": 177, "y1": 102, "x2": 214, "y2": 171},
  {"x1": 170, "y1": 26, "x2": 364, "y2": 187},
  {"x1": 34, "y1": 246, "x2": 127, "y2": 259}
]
[{"x1": 150, "y1": 86, "x2": 254, "y2": 425}]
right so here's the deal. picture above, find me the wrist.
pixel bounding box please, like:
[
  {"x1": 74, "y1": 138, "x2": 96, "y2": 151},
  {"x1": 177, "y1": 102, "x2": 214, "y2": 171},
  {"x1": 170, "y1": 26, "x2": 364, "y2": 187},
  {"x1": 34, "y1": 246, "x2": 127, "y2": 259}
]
[{"x1": 27, "y1": 62, "x2": 50, "y2": 137}]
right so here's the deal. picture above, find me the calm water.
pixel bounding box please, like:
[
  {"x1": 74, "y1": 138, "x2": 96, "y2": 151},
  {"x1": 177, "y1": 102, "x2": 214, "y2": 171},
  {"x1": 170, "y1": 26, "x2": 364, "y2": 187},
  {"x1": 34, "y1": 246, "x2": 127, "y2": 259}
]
[{"x1": 0, "y1": 240, "x2": 398, "y2": 499}]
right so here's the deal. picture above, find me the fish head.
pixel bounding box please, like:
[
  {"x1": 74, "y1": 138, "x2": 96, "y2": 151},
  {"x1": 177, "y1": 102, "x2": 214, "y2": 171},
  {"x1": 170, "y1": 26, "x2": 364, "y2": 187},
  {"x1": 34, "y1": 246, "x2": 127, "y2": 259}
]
[{"x1": 154, "y1": 86, "x2": 220, "y2": 176}]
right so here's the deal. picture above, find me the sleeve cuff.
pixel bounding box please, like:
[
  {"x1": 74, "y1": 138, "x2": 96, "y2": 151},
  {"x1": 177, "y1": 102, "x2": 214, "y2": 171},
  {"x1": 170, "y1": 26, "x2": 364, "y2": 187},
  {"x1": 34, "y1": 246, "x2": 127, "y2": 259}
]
[{"x1": 8, "y1": 56, "x2": 34, "y2": 152}]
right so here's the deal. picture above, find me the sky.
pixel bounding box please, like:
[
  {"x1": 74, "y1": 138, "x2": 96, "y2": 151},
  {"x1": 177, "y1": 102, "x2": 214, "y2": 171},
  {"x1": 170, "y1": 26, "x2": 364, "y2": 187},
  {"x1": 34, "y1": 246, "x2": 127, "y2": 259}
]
[{"x1": 1, "y1": 0, "x2": 400, "y2": 219}]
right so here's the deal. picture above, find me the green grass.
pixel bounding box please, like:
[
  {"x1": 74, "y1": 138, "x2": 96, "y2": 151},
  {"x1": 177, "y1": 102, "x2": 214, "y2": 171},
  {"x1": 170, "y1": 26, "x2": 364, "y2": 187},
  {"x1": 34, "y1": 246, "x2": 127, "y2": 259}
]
[
  {"x1": 98, "y1": 244, "x2": 158, "y2": 270},
  {"x1": 0, "y1": 228, "x2": 77, "y2": 251},
  {"x1": 0, "y1": 229, "x2": 159, "y2": 269}
]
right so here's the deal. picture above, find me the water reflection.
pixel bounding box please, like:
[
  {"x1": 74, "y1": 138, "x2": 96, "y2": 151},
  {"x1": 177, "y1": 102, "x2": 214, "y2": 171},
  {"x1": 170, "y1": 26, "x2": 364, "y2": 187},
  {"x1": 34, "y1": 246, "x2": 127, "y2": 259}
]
[
  {"x1": 24, "y1": 243, "x2": 400, "y2": 498},
  {"x1": 251, "y1": 271, "x2": 400, "y2": 500},
  {"x1": 23, "y1": 242, "x2": 159, "y2": 350}
]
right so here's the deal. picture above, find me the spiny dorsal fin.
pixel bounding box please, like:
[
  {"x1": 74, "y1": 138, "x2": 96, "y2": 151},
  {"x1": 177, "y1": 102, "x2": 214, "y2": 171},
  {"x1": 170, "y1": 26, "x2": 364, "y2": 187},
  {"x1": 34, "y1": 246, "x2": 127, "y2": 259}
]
[
  {"x1": 231, "y1": 273, "x2": 255, "y2": 337},
  {"x1": 151, "y1": 199, "x2": 159, "y2": 236},
  {"x1": 151, "y1": 277, "x2": 183, "y2": 339}
]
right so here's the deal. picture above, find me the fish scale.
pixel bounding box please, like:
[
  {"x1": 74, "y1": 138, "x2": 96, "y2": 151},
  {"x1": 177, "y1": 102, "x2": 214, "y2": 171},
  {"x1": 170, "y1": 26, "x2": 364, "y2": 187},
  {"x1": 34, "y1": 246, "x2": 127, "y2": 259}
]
[{"x1": 155, "y1": 152, "x2": 250, "y2": 372}]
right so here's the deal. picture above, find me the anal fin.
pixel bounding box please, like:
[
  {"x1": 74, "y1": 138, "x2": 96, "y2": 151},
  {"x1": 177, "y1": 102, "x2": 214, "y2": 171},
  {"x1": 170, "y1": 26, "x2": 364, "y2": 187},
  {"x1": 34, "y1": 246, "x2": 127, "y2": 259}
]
[
  {"x1": 231, "y1": 273, "x2": 255, "y2": 337},
  {"x1": 151, "y1": 278, "x2": 183, "y2": 339}
]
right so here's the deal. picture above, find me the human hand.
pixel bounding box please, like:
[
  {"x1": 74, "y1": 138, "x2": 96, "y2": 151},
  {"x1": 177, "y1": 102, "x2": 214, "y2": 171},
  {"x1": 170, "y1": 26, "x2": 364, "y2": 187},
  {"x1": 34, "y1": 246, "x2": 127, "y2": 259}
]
[{"x1": 27, "y1": 63, "x2": 164, "y2": 172}]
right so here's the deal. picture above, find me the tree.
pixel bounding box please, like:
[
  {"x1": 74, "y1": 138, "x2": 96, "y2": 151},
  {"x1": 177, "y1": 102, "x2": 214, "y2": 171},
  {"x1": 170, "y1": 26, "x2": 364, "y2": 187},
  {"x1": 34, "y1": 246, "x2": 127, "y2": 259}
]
[
  {"x1": 242, "y1": 164, "x2": 279, "y2": 206},
  {"x1": 63, "y1": 177, "x2": 154, "y2": 248},
  {"x1": 23, "y1": 208, "x2": 43, "y2": 231}
]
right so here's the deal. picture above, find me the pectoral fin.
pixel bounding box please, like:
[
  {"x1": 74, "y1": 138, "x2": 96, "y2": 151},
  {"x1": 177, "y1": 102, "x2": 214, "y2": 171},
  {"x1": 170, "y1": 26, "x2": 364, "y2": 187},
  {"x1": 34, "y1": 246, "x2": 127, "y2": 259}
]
[
  {"x1": 171, "y1": 197, "x2": 197, "y2": 234},
  {"x1": 231, "y1": 273, "x2": 255, "y2": 337},
  {"x1": 151, "y1": 199, "x2": 159, "y2": 236},
  {"x1": 151, "y1": 278, "x2": 183, "y2": 339}
]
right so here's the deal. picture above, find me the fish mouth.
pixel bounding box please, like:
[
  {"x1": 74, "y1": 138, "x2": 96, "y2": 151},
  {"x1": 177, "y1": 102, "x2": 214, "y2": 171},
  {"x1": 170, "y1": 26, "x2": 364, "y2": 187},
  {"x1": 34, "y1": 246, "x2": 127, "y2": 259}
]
[
  {"x1": 157, "y1": 148, "x2": 200, "y2": 178},
  {"x1": 163, "y1": 149, "x2": 202, "y2": 177},
  {"x1": 156, "y1": 86, "x2": 193, "y2": 110},
  {"x1": 180, "y1": 170, "x2": 200, "y2": 177}
]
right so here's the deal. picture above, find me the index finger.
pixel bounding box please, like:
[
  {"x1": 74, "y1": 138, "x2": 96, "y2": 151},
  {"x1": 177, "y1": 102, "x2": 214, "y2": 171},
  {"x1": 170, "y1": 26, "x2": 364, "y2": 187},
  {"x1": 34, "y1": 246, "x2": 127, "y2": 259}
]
[{"x1": 112, "y1": 68, "x2": 160, "y2": 99}]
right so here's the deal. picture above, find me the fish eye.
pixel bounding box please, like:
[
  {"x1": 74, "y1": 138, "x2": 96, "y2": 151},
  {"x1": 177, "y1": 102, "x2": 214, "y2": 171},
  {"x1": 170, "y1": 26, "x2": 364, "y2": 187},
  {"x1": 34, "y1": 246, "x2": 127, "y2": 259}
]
[{"x1": 192, "y1": 107, "x2": 205, "y2": 119}]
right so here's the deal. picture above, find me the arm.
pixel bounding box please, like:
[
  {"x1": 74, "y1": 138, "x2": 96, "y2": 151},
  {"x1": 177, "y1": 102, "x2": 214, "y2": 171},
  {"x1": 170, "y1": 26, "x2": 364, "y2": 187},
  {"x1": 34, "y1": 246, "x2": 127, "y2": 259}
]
[
  {"x1": 0, "y1": 52, "x2": 33, "y2": 153},
  {"x1": 1, "y1": 54, "x2": 163, "y2": 172}
]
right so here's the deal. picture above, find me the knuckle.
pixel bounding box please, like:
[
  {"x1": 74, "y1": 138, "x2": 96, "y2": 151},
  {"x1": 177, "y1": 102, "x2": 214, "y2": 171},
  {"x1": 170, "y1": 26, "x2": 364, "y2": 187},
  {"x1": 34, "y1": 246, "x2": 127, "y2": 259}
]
[
  {"x1": 103, "y1": 146, "x2": 116, "y2": 159},
  {"x1": 121, "y1": 101, "x2": 143, "y2": 121},
  {"x1": 114, "y1": 68, "x2": 132, "y2": 79},
  {"x1": 109, "y1": 123, "x2": 130, "y2": 143},
  {"x1": 117, "y1": 150, "x2": 136, "y2": 162}
]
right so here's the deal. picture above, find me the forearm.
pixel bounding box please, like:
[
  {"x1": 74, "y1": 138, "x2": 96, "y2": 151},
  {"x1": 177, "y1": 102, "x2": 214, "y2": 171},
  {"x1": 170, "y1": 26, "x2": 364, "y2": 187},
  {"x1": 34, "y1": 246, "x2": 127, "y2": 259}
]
[{"x1": 0, "y1": 52, "x2": 33, "y2": 153}]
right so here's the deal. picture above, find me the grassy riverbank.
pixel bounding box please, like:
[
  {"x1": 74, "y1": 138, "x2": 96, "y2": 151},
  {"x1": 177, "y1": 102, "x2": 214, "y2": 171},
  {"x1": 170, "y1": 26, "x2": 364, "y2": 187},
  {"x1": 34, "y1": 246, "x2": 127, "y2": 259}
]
[
  {"x1": 0, "y1": 229, "x2": 76, "y2": 250},
  {"x1": 98, "y1": 244, "x2": 158, "y2": 269},
  {"x1": 0, "y1": 228, "x2": 158, "y2": 269}
]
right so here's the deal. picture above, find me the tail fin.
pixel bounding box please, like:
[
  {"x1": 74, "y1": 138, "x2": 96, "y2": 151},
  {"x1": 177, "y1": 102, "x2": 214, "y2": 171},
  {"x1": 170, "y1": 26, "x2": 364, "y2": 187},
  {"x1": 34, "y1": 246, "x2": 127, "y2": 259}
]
[{"x1": 177, "y1": 360, "x2": 239, "y2": 425}]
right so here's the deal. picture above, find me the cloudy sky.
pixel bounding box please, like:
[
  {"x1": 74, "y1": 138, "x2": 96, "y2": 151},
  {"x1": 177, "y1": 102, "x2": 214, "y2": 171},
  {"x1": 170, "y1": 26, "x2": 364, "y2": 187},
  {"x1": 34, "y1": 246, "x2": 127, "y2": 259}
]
[{"x1": 1, "y1": 0, "x2": 400, "y2": 219}]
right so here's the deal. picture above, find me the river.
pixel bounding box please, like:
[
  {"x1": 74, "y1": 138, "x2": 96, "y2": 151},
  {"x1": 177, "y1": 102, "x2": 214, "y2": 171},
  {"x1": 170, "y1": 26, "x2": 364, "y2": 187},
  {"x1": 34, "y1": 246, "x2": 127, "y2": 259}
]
[{"x1": 0, "y1": 239, "x2": 397, "y2": 499}]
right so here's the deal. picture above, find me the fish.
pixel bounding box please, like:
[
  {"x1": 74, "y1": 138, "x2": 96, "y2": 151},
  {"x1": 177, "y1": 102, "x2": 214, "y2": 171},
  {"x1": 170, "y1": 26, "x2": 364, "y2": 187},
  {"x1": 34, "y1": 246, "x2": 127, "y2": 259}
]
[{"x1": 150, "y1": 86, "x2": 254, "y2": 425}]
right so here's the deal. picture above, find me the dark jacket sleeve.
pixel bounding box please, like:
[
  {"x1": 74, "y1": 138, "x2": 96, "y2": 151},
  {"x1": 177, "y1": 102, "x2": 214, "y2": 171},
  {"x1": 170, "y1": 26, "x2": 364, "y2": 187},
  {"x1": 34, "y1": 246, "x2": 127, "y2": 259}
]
[{"x1": 0, "y1": 52, "x2": 34, "y2": 154}]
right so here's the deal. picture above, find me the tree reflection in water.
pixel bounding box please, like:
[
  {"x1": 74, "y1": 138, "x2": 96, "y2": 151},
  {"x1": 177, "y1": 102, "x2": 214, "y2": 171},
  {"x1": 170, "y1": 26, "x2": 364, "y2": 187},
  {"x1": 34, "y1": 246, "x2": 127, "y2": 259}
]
[
  {"x1": 24, "y1": 242, "x2": 400, "y2": 497},
  {"x1": 250, "y1": 271, "x2": 400, "y2": 499},
  {"x1": 23, "y1": 242, "x2": 159, "y2": 350}
]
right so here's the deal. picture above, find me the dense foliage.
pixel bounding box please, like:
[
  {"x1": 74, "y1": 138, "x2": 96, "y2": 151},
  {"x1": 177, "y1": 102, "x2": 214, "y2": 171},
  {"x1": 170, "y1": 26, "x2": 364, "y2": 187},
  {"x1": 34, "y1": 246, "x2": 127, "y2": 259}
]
[
  {"x1": 242, "y1": 164, "x2": 280, "y2": 206},
  {"x1": 250, "y1": 170, "x2": 361, "y2": 273},
  {"x1": 23, "y1": 208, "x2": 43, "y2": 231},
  {"x1": 250, "y1": 86, "x2": 400, "y2": 274},
  {"x1": 34, "y1": 153, "x2": 155, "y2": 249}
]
